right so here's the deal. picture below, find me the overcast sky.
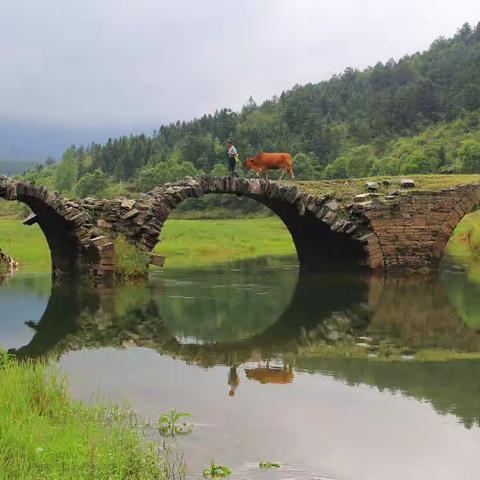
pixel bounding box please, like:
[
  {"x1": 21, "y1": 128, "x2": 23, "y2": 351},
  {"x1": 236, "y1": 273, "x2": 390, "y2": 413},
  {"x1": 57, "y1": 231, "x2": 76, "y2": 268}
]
[{"x1": 1, "y1": 0, "x2": 480, "y2": 132}]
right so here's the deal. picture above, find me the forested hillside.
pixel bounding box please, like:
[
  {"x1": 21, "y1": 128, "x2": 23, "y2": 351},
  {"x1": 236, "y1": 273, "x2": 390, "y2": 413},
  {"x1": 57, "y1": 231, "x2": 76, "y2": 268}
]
[{"x1": 14, "y1": 22, "x2": 480, "y2": 199}]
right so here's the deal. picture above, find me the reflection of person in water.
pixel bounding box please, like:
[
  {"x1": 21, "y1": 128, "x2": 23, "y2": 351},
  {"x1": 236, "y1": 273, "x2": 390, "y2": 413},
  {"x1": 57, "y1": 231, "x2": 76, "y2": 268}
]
[{"x1": 228, "y1": 366, "x2": 240, "y2": 396}]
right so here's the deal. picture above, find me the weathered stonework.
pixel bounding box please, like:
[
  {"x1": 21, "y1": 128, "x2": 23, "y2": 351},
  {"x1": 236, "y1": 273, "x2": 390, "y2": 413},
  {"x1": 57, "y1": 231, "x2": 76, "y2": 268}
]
[
  {"x1": 0, "y1": 176, "x2": 114, "y2": 279},
  {"x1": 350, "y1": 184, "x2": 480, "y2": 270},
  {"x1": 0, "y1": 249, "x2": 17, "y2": 273},
  {"x1": 2, "y1": 174, "x2": 480, "y2": 276}
]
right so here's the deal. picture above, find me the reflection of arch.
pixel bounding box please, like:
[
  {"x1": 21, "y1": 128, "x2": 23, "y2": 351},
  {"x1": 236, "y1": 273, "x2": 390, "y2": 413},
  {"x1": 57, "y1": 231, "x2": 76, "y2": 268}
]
[
  {"x1": 367, "y1": 276, "x2": 480, "y2": 352},
  {"x1": 9, "y1": 273, "x2": 372, "y2": 362},
  {"x1": 9, "y1": 281, "x2": 173, "y2": 360},
  {"x1": 10, "y1": 273, "x2": 480, "y2": 364},
  {"x1": 296, "y1": 357, "x2": 480, "y2": 429}
]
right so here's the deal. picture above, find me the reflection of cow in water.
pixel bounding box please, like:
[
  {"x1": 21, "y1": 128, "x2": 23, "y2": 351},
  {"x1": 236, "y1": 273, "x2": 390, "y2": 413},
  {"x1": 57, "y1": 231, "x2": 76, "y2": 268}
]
[
  {"x1": 243, "y1": 152, "x2": 294, "y2": 180},
  {"x1": 245, "y1": 363, "x2": 294, "y2": 384}
]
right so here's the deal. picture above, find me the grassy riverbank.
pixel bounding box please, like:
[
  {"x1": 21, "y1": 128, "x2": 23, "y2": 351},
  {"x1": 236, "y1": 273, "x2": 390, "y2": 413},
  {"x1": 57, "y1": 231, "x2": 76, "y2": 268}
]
[
  {"x1": 0, "y1": 353, "x2": 167, "y2": 479},
  {"x1": 0, "y1": 217, "x2": 296, "y2": 272}
]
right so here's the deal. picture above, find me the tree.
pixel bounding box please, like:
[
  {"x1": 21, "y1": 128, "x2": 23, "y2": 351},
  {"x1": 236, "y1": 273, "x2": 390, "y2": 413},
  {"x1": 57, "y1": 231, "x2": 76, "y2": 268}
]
[
  {"x1": 400, "y1": 151, "x2": 438, "y2": 174},
  {"x1": 344, "y1": 146, "x2": 375, "y2": 178},
  {"x1": 292, "y1": 153, "x2": 321, "y2": 179},
  {"x1": 323, "y1": 157, "x2": 347, "y2": 179},
  {"x1": 75, "y1": 169, "x2": 108, "y2": 197},
  {"x1": 458, "y1": 140, "x2": 480, "y2": 173},
  {"x1": 136, "y1": 160, "x2": 200, "y2": 191},
  {"x1": 211, "y1": 163, "x2": 228, "y2": 176},
  {"x1": 54, "y1": 148, "x2": 78, "y2": 192}
]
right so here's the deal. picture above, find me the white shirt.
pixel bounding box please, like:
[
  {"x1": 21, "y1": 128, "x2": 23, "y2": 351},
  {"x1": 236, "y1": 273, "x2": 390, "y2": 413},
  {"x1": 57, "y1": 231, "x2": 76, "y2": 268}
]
[{"x1": 228, "y1": 145, "x2": 237, "y2": 157}]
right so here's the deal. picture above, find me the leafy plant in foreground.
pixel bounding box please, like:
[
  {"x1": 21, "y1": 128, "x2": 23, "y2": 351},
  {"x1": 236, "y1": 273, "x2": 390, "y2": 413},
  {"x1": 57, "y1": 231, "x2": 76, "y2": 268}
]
[
  {"x1": 158, "y1": 409, "x2": 192, "y2": 437},
  {"x1": 202, "y1": 460, "x2": 232, "y2": 478}
]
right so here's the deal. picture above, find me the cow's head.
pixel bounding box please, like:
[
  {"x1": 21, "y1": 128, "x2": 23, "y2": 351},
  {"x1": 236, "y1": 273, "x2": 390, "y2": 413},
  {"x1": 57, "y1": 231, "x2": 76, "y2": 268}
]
[{"x1": 243, "y1": 157, "x2": 256, "y2": 170}]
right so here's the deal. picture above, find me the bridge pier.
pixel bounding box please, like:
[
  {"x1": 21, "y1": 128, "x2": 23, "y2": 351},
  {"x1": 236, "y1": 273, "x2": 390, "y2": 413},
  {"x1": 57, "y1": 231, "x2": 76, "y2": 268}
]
[{"x1": 356, "y1": 185, "x2": 480, "y2": 271}]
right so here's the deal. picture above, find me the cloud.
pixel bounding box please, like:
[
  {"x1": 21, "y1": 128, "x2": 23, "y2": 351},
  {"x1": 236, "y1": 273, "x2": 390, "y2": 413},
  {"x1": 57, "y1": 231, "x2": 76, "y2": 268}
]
[{"x1": 0, "y1": 0, "x2": 479, "y2": 130}]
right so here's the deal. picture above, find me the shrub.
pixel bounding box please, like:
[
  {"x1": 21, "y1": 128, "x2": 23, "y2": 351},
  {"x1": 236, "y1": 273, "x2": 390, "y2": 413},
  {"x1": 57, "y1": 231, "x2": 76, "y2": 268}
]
[
  {"x1": 114, "y1": 234, "x2": 151, "y2": 280},
  {"x1": 75, "y1": 169, "x2": 109, "y2": 197}
]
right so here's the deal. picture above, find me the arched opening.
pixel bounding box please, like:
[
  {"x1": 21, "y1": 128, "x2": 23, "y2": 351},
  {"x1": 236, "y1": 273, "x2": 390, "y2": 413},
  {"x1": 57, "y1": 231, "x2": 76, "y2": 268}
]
[
  {"x1": 442, "y1": 208, "x2": 480, "y2": 271},
  {"x1": 0, "y1": 195, "x2": 81, "y2": 275},
  {"x1": 441, "y1": 207, "x2": 480, "y2": 330},
  {"x1": 257, "y1": 195, "x2": 369, "y2": 273},
  {"x1": 147, "y1": 179, "x2": 370, "y2": 273},
  {"x1": 153, "y1": 193, "x2": 297, "y2": 269}
]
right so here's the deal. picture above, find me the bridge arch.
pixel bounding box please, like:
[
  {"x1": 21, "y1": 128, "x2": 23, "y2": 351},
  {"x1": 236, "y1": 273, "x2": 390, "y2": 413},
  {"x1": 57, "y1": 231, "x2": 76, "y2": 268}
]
[
  {"x1": 131, "y1": 176, "x2": 378, "y2": 273},
  {"x1": 431, "y1": 185, "x2": 480, "y2": 263},
  {"x1": 0, "y1": 176, "x2": 103, "y2": 276}
]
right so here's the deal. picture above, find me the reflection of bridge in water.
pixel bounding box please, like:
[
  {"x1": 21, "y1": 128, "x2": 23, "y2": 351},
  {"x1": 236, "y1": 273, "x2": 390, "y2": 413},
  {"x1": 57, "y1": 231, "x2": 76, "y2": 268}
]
[
  {"x1": 10, "y1": 273, "x2": 370, "y2": 363},
  {"x1": 9, "y1": 272, "x2": 480, "y2": 427},
  {"x1": 11, "y1": 274, "x2": 480, "y2": 361}
]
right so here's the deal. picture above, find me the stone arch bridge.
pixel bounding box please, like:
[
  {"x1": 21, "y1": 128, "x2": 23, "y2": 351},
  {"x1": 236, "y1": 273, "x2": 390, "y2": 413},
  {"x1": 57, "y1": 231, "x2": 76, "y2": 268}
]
[{"x1": 1, "y1": 175, "x2": 480, "y2": 278}]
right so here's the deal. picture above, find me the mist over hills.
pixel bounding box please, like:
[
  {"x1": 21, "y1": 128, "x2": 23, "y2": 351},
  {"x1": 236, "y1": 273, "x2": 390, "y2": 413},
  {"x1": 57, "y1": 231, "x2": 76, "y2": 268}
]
[{"x1": 0, "y1": 120, "x2": 156, "y2": 167}]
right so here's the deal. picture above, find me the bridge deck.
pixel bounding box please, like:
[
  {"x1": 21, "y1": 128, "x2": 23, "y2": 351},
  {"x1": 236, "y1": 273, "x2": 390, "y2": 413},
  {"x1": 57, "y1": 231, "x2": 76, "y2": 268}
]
[{"x1": 294, "y1": 174, "x2": 480, "y2": 206}]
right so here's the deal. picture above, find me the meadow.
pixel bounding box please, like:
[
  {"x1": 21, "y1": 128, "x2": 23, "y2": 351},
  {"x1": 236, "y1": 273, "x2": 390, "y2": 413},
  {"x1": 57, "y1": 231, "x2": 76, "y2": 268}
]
[{"x1": 0, "y1": 217, "x2": 296, "y2": 272}]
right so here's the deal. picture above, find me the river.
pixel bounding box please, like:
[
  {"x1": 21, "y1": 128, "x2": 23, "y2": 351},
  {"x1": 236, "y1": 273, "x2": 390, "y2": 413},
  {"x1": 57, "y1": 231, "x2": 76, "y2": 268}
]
[{"x1": 1, "y1": 255, "x2": 480, "y2": 479}]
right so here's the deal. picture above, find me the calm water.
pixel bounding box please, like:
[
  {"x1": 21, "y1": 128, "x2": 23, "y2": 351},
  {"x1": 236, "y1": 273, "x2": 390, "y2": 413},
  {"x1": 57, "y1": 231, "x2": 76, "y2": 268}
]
[{"x1": 2, "y1": 256, "x2": 480, "y2": 479}]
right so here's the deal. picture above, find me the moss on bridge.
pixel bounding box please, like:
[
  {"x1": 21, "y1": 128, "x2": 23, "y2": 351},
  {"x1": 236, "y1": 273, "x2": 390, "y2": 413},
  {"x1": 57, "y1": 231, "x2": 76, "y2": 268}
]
[{"x1": 292, "y1": 174, "x2": 480, "y2": 205}]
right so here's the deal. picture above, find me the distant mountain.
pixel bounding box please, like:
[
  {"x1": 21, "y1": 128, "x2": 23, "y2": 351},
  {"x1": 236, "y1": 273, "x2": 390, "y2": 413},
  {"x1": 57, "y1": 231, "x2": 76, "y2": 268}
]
[
  {"x1": 0, "y1": 120, "x2": 156, "y2": 164},
  {"x1": 0, "y1": 160, "x2": 36, "y2": 176}
]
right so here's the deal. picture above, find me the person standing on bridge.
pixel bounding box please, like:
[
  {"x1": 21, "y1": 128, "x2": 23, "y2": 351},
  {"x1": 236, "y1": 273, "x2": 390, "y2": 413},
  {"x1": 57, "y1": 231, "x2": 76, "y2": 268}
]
[{"x1": 226, "y1": 140, "x2": 239, "y2": 176}]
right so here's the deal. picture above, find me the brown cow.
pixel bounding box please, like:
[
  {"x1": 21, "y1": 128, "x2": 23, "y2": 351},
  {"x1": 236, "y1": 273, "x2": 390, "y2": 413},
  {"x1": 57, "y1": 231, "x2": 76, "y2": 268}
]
[{"x1": 243, "y1": 152, "x2": 294, "y2": 180}]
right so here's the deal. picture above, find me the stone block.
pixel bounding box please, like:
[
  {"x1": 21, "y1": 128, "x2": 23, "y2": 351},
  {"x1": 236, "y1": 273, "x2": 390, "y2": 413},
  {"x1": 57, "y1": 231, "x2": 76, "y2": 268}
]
[
  {"x1": 400, "y1": 178, "x2": 415, "y2": 188},
  {"x1": 121, "y1": 199, "x2": 136, "y2": 209},
  {"x1": 354, "y1": 193, "x2": 379, "y2": 202},
  {"x1": 97, "y1": 219, "x2": 113, "y2": 229},
  {"x1": 365, "y1": 181, "x2": 379, "y2": 192},
  {"x1": 150, "y1": 254, "x2": 165, "y2": 267},
  {"x1": 122, "y1": 208, "x2": 140, "y2": 220}
]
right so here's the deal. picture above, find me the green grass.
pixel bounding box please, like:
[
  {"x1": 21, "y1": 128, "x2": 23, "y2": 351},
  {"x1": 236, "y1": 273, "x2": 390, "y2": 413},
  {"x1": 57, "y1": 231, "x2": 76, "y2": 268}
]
[
  {"x1": 295, "y1": 174, "x2": 480, "y2": 205},
  {"x1": 297, "y1": 342, "x2": 480, "y2": 362},
  {"x1": 155, "y1": 217, "x2": 296, "y2": 269},
  {"x1": 0, "y1": 219, "x2": 50, "y2": 272},
  {"x1": 0, "y1": 353, "x2": 167, "y2": 480},
  {"x1": 0, "y1": 218, "x2": 295, "y2": 272},
  {"x1": 444, "y1": 210, "x2": 480, "y2": 258},
  {"x1": 114, "y1": 234, "x2": 151, "y2": 280}
]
